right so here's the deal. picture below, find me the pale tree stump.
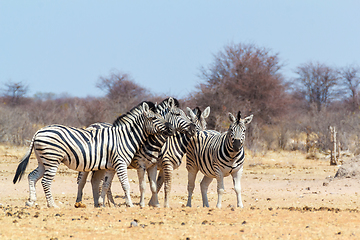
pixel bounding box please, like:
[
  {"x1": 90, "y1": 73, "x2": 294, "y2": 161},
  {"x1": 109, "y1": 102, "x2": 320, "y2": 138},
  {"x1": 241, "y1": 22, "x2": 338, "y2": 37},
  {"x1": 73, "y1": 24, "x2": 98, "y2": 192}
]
[{"x1": 329, "y1": 126, "x2": 338, "y2": 165}]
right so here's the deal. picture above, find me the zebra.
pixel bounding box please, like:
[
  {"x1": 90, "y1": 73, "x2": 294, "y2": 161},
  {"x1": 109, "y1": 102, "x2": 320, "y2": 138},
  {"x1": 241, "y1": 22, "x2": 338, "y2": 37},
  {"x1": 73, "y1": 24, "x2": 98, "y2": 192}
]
[
  {"x1": 98, "y1": 98, "x2": 197, "y2": 207},
  {"x1": 75, "y1": 122, "x2": 112, "y2": 208},
  {"x1": 185, "y1": 111, "x2": 253, "y2": 208},
  {"x1": 75, "y1": 97, "x2": 197, "y2": 207},
  {"x1": 94, "y1": 106, "x2": 209, "y2": 208},
  {"x1": 150, "y1": 106, "x2": 210, "y2": 207},
  {"x1": 13, "y1": 101, "x2": 174, "y2": 208}
]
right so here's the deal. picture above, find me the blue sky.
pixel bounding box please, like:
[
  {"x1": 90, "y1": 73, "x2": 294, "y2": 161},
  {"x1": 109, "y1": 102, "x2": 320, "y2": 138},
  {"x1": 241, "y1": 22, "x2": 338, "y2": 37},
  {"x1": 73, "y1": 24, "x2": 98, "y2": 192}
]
[{"x1": 1, "y1": 1, "x2": 359, "y2": 99}]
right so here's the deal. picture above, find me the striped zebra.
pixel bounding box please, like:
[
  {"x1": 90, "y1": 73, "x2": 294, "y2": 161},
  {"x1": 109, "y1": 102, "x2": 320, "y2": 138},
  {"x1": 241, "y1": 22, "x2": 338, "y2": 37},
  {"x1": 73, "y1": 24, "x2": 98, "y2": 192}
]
[
  {"x1": 13, "y1": 101, "x2": 174, "y2": 208},
  {"x1": 151, "y1": 106, "x2": 210, "y2": 207},
  {"x1": 75, "y1": 98, "x2": 197, "y2": 207},
  {"x1": 186, "y1": 111, "x2": 253, "y2": 208},
  {"x1": 75, "y1": 122, "x2": 112, "y2": 208},
  {"x1": 94, "y1": 106, "x2": 209, "y2": 208}
]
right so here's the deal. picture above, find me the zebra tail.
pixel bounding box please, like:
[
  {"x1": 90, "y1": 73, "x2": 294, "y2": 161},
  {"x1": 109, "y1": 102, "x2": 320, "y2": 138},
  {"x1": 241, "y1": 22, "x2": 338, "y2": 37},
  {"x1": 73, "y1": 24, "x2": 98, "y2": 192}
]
[{"x1": 13, "y1": 135, "x2": 35, "y2": 184}]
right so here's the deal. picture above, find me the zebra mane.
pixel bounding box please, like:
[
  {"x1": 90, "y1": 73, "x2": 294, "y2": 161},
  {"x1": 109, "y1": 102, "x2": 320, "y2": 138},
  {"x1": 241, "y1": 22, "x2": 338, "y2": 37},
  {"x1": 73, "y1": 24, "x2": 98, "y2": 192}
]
[
  {"x1": 112, "y1": 101, "x2": 156, "y2": 127},
  {"x1": 158, "y1": 97, "x2": 180, "y2": 109},
  {"x1": 237, "y1": 111, "x2": 241, "y2": 123}
]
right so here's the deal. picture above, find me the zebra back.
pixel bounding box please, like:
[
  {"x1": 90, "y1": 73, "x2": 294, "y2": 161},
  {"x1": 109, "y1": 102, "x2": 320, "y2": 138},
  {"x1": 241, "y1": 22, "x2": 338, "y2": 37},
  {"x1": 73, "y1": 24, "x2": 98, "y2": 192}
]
[
  {"x1": 86, "y1": 122, "x2": 112, "y2": 131},
  {"x1": 35, "y1": 101, "x2": 171, "y2": 171}
]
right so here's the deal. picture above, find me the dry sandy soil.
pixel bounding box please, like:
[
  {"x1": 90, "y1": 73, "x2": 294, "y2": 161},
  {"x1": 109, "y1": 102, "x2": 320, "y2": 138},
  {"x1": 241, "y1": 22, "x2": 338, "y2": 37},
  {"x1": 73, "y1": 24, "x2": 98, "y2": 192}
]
[{"x1": 0, "y1": 144, "x2": 359, "y2": 239}]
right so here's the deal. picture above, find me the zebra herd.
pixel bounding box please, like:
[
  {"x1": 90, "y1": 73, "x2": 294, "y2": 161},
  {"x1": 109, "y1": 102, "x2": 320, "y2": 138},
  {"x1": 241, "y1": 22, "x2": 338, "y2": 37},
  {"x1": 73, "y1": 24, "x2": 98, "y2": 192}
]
[{"x1": 13, "y1": 97, "x2": 253, "y2": 209}]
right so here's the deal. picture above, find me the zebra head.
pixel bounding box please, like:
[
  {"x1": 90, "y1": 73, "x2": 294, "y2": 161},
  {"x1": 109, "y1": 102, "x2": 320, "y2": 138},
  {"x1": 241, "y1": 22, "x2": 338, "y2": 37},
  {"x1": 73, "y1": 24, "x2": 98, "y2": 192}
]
[
  {"x1": 228, "y1": 111, "x2": 253, "y2": 152},
  {"x1": 158, "y1": 97, "x2": 197, "y2": 137},
  {"x1": 142, "y1": 102, "x2": 175, "y2": 137},
  {"x1": 186, "y1": 106, "x2": 210, "y2": 131}
]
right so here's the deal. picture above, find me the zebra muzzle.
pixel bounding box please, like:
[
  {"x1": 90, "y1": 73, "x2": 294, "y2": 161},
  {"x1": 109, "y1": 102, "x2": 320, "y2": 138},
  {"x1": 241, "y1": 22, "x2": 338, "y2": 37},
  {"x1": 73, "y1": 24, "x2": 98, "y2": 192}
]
[
  {"x1": 164, "y1": 122, "x2": 175, "y2": 136},
  {"x1": 233, "y1": 139, "x2": 241, "y2": 152}
]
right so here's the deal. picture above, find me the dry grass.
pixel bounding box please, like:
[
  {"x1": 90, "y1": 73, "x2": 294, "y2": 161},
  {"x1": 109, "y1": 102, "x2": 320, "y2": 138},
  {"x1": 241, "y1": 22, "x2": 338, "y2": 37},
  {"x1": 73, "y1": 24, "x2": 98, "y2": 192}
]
[{"x1": 1, "y1": 145, "x2": 359, "y2": 239}]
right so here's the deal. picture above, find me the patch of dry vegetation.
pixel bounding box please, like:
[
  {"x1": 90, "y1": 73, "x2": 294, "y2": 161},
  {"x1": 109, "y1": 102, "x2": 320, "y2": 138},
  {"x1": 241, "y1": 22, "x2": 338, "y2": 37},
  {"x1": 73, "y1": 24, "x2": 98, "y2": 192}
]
[{"x1": 1, "y1": 145, "x2": 359, "y2": 239}]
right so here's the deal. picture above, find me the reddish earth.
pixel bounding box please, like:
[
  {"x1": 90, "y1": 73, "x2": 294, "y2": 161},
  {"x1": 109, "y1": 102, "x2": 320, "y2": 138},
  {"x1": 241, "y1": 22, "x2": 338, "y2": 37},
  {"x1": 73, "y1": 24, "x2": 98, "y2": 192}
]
[{"x1": 0, "y1": 144, "x2": 359, "y2": 239}]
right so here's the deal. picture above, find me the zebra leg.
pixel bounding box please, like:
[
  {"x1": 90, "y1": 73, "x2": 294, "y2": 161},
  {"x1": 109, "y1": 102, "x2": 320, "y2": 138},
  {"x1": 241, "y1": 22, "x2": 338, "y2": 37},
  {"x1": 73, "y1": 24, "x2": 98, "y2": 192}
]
[
  {"x1": 147, "y1": 165, "x2": 160, "y2": 207},
  {"x1": 41, "y1": 164, "x2": 60, "y2": 208},
  {"x1": 91, "y1": 170, "x2": 106, "y2": 207},
  {"x1": 163, "y1": 162, "x2": 174, "y2": 208},
  {"x1": 114, "y1": 162, "x2": 134, "y2": 207},
  {"x1": 75, "y1": 171, "x2": 89, "y2": 206},
  {"x1": 200, "y1": 175, "x2": 213, "y2": 207},
  {"x1": 137, "y1": 166, "x2": 147, "y2": 207},
  {"x1": 156, "y1": 169, "x2": 164, "y2": 193},
  {"x1": 99, "y1": 170, "x2": 115, "y2": 206},
  {"x1": 231, "y1": 166, "x2": 244, "y2": 208},
  {"x1": 104, "y1": 170, "x2": 116, "y2": 207},
  {"x1": 26, "y1": 165, "x2": 45, "y2": 207},
  {"x1": 215, "y1": 172, "x2": 225, "y2": 209},
  {"x1": 186, "y1": 169, "x2": 198, "y2": 207}
]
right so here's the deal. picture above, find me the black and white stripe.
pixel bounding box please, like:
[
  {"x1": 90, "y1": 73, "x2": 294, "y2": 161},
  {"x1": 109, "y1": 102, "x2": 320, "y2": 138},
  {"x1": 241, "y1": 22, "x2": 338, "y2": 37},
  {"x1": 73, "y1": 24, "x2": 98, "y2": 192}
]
[
  {"x1": 152, "y1": 106, "x2": 210, "y2": 207},
  {"x1": 186, "y1": 111, "x2": 253, "y2": 208},
  {"x1": 13, "y1": 101, "x2": 174, "y2": 208},
  {"x1": 127, "y1": 98, "x2": 197, "y2": 207},
  {"x1": 75, "y1": 97, "x2": 197, "y2": 207}
]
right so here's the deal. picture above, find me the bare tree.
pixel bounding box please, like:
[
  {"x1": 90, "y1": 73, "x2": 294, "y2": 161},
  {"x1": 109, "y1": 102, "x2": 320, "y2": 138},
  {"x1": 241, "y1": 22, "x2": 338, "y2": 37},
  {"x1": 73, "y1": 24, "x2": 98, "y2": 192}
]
[
  {"x1": 294, "y1": 62, "x2": 339, "y2": 112},
  {"x1": 339, "y1": 64, "x2": 360, "y2": 112},
  {"x1": 96, "y1": 71, "x2": 150, "y2": 114},
  {"x1": 75, "y1": 97, "x2": 108, "y2": 127},
  {"x1": 193, "y1": 43, "x2": 289, "y2": 130},
  {"x1": 1, "y1": 81, "x2": 28, "y2": 106}
]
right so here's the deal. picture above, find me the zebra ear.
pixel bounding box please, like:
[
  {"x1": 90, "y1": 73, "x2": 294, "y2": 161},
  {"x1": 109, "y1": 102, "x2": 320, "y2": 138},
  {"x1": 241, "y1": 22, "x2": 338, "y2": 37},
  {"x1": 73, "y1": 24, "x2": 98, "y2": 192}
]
[
  {"x1": 201, "y1": 106, "x2": 210, "y2": 119},
  {"x1": 142, "y1": 102, "x2": 150, "y2": 114},
  {"x1": 228, "y1": 112, "x2": 236, "y2": 122},
  {"x1": 168, "y1": 97, "x2": 175, "y2": 108},
  {"x1": 186, "y1": 107, "x2": 197, "y2": 121},
  {"x1": 244, "y1": 114, "x2": 253, "y2": 124}
]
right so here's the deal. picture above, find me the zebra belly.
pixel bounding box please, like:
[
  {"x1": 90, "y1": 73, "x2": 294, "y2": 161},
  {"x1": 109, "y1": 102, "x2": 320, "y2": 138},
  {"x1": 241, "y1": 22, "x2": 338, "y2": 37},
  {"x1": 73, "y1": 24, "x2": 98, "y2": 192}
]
[
  {"x1": 62, "y1": 155, "x2": 110, "y2": 171},
  {"x1": 34, "y1": 141, "x2": 110, "y2": 172},
  {"x1": 221, "y1": 165, "x2": 241, "y2": 177}
]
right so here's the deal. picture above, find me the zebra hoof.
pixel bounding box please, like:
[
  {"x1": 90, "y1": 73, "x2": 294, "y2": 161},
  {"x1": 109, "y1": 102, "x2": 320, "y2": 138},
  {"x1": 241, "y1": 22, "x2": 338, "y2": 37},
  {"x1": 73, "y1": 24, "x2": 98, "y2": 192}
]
[
  {"x1": 25, "y1": 201, "x2": 34, "y2": 207},
  {"x1": 47, "y1": 203, "x2": 60, "y2": 208},
  {"x1": 149, "y1": 203, "x2": 160, "y2": 208},
  {"x1": 74, "y1": 202, "x2": 87, "y2": 208},
  {"x1": 148, "y1": 199, "x2": 160, "y2": 207},
  {"x1": 126, "y1": 202, "x2": 134, "y2": 207}
]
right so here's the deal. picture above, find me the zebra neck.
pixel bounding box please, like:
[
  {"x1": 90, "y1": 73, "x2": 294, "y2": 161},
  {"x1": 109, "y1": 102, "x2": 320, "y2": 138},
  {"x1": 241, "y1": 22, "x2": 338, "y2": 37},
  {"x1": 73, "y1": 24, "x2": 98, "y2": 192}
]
[
  {"x1": 113, "y1": 106, "x2": 144, "y2": 128},
  {"x1": 223, "y1": 133, "x2": 243, "y2": 159},
  {"x1": 176, "y1": 131, "x2": 192, "y2": 148},
  {"x1": 113, "y1": 116, "x2": 148, "y2": 161},
  {"x1": 158, "y1": 132, "x2": 191, "y2": 160},
  {"x1": 142, "y1": 134, "x2": 167, "y2": 158}
]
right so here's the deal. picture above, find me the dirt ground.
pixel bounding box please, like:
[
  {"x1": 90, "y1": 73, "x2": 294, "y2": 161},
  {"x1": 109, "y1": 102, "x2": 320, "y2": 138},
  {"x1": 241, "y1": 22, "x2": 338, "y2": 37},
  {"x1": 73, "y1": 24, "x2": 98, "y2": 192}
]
[{"x1": 0, "y1": 144, "x2": 359, "y2": 240}]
